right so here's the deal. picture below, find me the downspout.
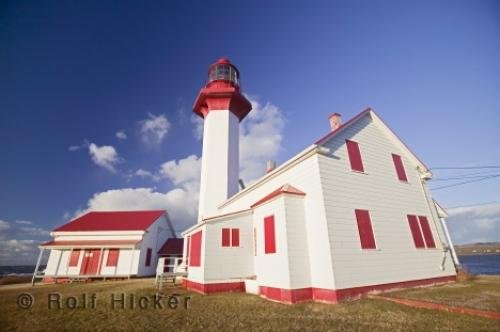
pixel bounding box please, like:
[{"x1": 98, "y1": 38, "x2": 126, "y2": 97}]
[{"x1": 439, "y1": 216, "x2": 460, "y2": 267}]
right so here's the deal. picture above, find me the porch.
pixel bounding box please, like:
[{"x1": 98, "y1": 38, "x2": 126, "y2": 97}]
[{"x1": 32, "y1": 239, "x2": 141, "y2": 285}]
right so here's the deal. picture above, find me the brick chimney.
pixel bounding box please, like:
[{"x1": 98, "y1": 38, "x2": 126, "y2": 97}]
[
  {"x1": 266, "y1": 160, "x2": 276, "y2": 173},
  {"x1": 329, "y1": 113, "x2": 342, "y2": 131}
]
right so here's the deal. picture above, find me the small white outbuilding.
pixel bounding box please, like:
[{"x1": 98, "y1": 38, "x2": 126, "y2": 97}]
[{"x1": 35, "y1": 210, "x2": 174, "y2": 283}]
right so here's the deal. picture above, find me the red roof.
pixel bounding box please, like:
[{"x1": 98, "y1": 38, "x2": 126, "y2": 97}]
[
  {"x1": 41, "y1": 240, "x2": 140, "y2": 248},
  {"x1": 158, "y1": 238, "x2": 184, "y2": 256},
  {"x1": 251, "y1": 184, "x2": 306, "y2": 208},
  {"x1": 53, "y1": 210, "x2": 166, "y2": 232}
]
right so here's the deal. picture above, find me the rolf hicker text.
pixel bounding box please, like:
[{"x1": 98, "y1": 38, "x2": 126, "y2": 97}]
[{"x1": 46, "y1": 293, "x2": 191, "y2": 310}]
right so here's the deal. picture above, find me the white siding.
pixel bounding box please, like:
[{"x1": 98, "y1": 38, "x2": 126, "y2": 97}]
[
  {"x1": 219, "y1": 154, "x2": 335, "y2": 289},
  {"x1": 253, "y1": 197, "x2": 291, "y2": 288},
  {"x1": 318, "y1": 113, "x2": 456, "y2": 289},
  {"x1": 202, "y1": 213, "x2": 254, "y2": 281}
]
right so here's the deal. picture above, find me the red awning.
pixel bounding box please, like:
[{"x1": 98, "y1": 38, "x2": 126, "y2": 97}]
[{"x1": 41, "y1": 240, "x2": 141, "y2": 249}]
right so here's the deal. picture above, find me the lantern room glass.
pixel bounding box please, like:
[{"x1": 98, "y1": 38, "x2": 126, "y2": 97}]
[{"x1": 208, "y1": 64, "x2": 239, "y2": 86}]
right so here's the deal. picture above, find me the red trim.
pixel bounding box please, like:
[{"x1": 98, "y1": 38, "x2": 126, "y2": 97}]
[
  {"x1": 346, "y1": 140, "x2": 364, "y2": 172},
  {"x1": 371, "y1": 294, "x2": 500, "y2": 320},
  {"x1": 189, "y1": 230, "x2": 202, "y2": 267},
  {"x1": 354, "y1": 209, "x2": 376, "y2": 249},
  {"x1": 68, "y1": 249, "x2": 80, "y2": 267},
  {"x1": 407, "y1": 215, "x2": 425, "y2": 248},
  {"x1": 258, "y1": 275, "x2": 456, "y2": 304},
  {"x1": 264, "y1": 215, "x2": 276, "y2": 254},
  {"x1": 182, "y1": 279, "x2": 245, "y2": 294},
  {"x1": 53, "y1": 210, "x2": 165, "y2": 232},
  {"x1": 221, "y1": 228, "x2": 230, "y2": 247},
  {"x1": 392, "y1": 154, "x2": 408, "y2": 182},
  {"x1": 251, "y1": 184, "x2": 306, "y2": 208},
  {"x1": 231, "y1": 228, "x2": 240, "y2": 247},
  {"x1": 418, "y1": 216, "x2": 436, "y2": 248},
  {"x1": 106, "y1": 249, "x2": 119, "y2": 267}
]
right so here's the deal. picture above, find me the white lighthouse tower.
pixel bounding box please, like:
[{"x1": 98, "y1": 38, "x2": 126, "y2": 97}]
[{"x1": 193, "y1": 58, "x2": 252, "y2": 221}]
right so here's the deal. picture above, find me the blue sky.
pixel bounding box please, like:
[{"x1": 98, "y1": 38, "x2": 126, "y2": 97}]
[{"x1": 1, "y1": 0, "x2": 499, "y2": 265}]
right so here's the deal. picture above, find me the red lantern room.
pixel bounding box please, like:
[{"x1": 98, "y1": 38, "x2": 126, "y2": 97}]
[{"x1": 193, "y1": 58, "x2": 252, "y2": 121}]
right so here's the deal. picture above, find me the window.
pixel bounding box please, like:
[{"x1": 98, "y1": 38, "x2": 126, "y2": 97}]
[
  {"x1": 418, "y1": 216, "x2": 436, "y2": 248},
  {"x1": 106, "y1": 249, "x2": 119, "y2": 267},
  {"x1": 222, "y1": 228, "x2": 231, "y2": 247},
  {"x1": 221, "y1": 228, "x2": 239, "y2": 247},
  {"x1": 407, "y1": 215, "x2": 436, "y2": 249},
  {"x1": 346, "y1": 140, "x2": 364, "y2": 172},
  {"x1": 264, "y1": 215, "x2": 276, "y2": 254},
  {"x1": 68, "y1": 249, "x2": 80, "y2": 267},
  {"x1": 392, "y1": 154, "x2": 408, "y2": 182},
  {"x1": 354, "y1": 209, "x2": 376, "y2": 249},
  {"x1": 407, "y1": 215, "x2": 425, "y2": 248},
  {"x1": 145, "y1": 248, "x2": 152, "y2": 267},
  {"x1": 189, "y1": 230, "x2": 202, "y2": 267},
  {"x1": 231, "y1": 228, "x2": 240, "y2": 247}
]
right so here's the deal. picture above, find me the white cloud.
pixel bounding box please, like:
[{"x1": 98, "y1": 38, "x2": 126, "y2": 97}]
[
  {"x1": 134, "y1": 168, "x2": 160, "y2": 182},
  {"x1": 189, "y1": 96, "x2": 286, "y2": 184},
  {"x1": 88, "y1": 143, "x2": 121, "y2": 173},
  {"x1": 15, "y1": 220, "x2": 32, "y2": 225},
  {"x1": 68, "y1": 140, "x2": 90, "y2": 152},
  {"x1": 0, "y1": 220, "x2": 10, "y2": 232},
  {"x1": 19, "y1": 227, "x2": 50, "y2": 237},
  {"x1": 191, "y1": 115, "x2": 204, "y2": 141},
  {"x1": 239, "y1": 97, "x2": 285, "y2": 183},
  {"x1": 76, "y1": 97, "x2": 285, "y2": 234},
  {"x1": 0, "y1": 219, "x2": 51, "y2": 265},
  {"x1": 116, "y1": 130, "x2": 127, "y2": 140},
  {"x1": 139, "y1": 113, "x2": 170, "y2": 145},
  {"x1": 160, "y1": 155, "x2": 201, "y2": 185},
  {"x1": 446, "y1": 203, "x2": 500, "y2": 244},
  {"x1": 78, "y1": 187, "x2": 198, "y2": 233}
]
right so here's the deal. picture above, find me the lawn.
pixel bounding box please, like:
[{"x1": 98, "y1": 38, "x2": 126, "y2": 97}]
[
  {"x1": 0, "y1": 277, "x2": 499, "y2": 332},
  {"x1": 388, "y1": 275, "x2": 500, "y2": 312}
]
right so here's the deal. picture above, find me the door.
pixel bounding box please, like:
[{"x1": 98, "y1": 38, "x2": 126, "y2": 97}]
[{"x1": 80, "y1": 249, "x2": 101, "y2": 275}]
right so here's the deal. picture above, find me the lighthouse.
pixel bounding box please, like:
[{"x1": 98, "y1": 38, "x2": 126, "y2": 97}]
[{"x1": 193, "y1": 58, "x2": 252, "y2": 221}]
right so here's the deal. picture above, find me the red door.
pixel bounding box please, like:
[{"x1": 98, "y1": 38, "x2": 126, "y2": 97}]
[{"x1": 80, "y1": 249, "x2": 101, "y2": 275}]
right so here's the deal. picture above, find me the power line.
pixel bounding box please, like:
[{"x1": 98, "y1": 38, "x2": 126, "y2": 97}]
[
  {"x1": 430, "y1": 174, "x2": 500, "y2": 190},
  {"x1": 432, "y1": 174, "x2": 500, "y2": 182},
  {"x1": 431, "y1": 165, "x2": 500, "y2": 170},
  {"x1": 445, "y1": 201, "x2": 500, "y2": 209}
]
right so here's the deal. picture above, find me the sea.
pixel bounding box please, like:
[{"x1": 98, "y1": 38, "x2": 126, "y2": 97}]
[{"x1": 0, "y1": 255, "x2": 499, "y2": 276}]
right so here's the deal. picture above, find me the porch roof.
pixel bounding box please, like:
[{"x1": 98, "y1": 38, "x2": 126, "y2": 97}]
[{"x1": 41, "y1": 239, "x2": 140, "y2": 249}]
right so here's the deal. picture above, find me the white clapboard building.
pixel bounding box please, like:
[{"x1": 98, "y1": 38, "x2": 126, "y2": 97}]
[
  {"x1": 36, "y1": 210, "x2": 175, "y2": 283},
  {"x1": 181, "y1": 58, "x2": 459, "y2": 303}
]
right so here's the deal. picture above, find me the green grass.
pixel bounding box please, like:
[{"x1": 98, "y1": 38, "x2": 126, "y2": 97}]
[
  {"x1": 0, "y1": 277, "x2": 499, "y2": 332},
  {"x1": 389, "y1": 275, "x2": 500, "y2": 312}
]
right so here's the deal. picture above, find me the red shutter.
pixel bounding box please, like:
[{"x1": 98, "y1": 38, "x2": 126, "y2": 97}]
[
  {"x1": 222, "y1": 228, "x2": 230, "y2": 247},
  {"x1": 106, "y1": 249, "x2": 119, "y2": 267},
  {"x1": 145, "y1": 248, "x2": 152, "y2": 266},
  {"x1": 68, "y1": 249, "x2": 80, "y2": 267},
  {"x1": 231, "y1": 228, "x2": 240, "y2": 247},
  {"x1": 418, "y1": 216, "x2": 436, "y2": 248},
  {"x1": 354, "y1": 209, "x2": 376, "y2": 249},
  {"x1": 346, "y1": 140, "x2": 364, "y2": 172},
  {"x1": 407, "y1": 215, "x2": 425, "y2": 248},
  {"x1": 392, "y1": 154, "x2": 408, "y2": 182},
  {"x1": 264, "y1": 215, "x2": 276, "y2": 254},
  {"x1": 189, "y1": 230, "x2": 202, "y2": 267}
]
